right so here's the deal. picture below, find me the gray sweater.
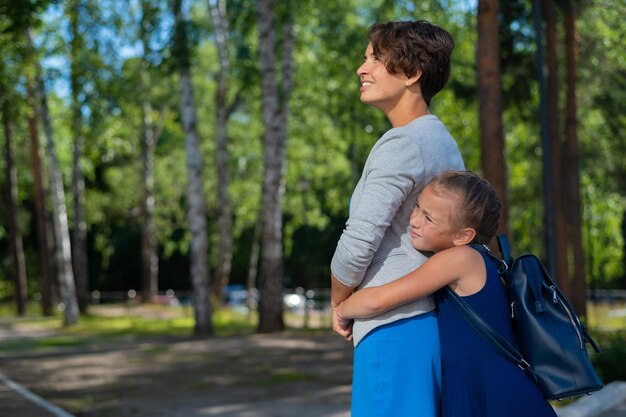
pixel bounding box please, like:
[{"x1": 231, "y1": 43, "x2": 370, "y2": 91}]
[{"x1": 331, "y1": 115, "x2": 464, "y2": 346}]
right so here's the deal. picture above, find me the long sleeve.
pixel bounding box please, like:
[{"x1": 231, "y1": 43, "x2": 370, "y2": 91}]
[{"x1": 331, "y1": 132, "x2": 424, "y2": 287}]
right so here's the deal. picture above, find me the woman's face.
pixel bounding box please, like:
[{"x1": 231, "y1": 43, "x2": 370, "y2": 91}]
[{"x1": 356, "y1": 43, "x2": 408, "y2": 113}]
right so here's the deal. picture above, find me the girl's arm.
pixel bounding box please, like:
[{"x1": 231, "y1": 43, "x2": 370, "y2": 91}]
[{"x1": 337, "y1": 245, "x2": 481, "y2": 319}]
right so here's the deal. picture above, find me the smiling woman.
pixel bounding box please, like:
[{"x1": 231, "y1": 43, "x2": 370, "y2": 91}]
[{"x1": 330, "y1": 20, "x2": 464, "y2": 417}]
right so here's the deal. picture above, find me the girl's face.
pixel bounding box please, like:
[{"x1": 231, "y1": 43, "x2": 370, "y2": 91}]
[
  {"x1": 409, "y1": 185, "x2": 462, "y2": 253},
  {"x1": 356, "y1": 43, "x2": 408, "y2": 113}
]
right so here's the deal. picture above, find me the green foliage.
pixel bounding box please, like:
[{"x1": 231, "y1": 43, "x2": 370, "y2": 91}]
[
  {"x1": 577, "y1": 2, "x2": 626, "y2": 287},
  {"x1": 591, "y1": 331, "x2": 626, "y2": 384},
  {"x1": 584, "y1": 183, "x2": 625, "y2": 287},
  {"x1": 0, "y1": 0, "x2": 624, "y2": 304},
  {"x1": 0, "y1": 0, "x2": 56, "y2": 33},
  {"x1": 586, "y1": 302, "x2": 626, "y2": 384}
]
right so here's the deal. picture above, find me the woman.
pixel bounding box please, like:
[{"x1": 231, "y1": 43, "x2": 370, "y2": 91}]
[{"x1": 330, "y1": 20, "x2": 464, "y2": 417}]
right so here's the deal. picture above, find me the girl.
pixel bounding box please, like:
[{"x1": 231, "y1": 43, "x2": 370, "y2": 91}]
[{"x1": 337, "y1": 170, "x2": 556, "y2": 417}]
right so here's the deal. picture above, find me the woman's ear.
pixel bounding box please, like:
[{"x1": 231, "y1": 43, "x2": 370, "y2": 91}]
[
  {"x1": 452, "y1": 228, "x2": 476, "y2": 246},
  {"x1": 405, "y1": 70, "x2": 422, "y2": 87}
]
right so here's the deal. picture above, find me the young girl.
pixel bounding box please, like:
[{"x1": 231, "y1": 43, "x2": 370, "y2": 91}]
[{"x1": 337, "y1": 170, "x2": 556, "y2": 417}]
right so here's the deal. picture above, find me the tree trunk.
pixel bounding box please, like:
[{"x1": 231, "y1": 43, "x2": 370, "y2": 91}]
[
  {"x1": 69, "y1": 2, "x2": 90, "y2": 313},
  {"x1": 246, "y1": 214, "x2": 262, "y2": 319},
  {"x1": 532, "y1": 0, "x2": 556, "y2": 276},
  {"x1": 563, "y1": 3, "x2": 586, "y2": 315},
  {"x1": 34, "y1": 45, "x2": 80, "y2": 326},
  {"x1": 543, "y1": 0, "x2": 570, "y2": 297},
  {"x1": 477, "y1": 0, "x2": 509, "y2": 244},
  {"x1": 1, "y1": 87, "x2": 28, "y2": 316},
  {"x1": 139, "y1": 0, "x2": 159, "y2": 303},
  {"x1": 622, "y1": 210, "x2": 626, "y2": 291},
  {"x1": 208, "y1": 0, "x2": 233, "y2": 303},
  {"x1": 173, "y1": 0, "x2": 213, "y2": 336},
  {"x1": 256, "y1": 0, "x2": 294, "y2": 333},
  {"x1": 27, "y1": 79, "x2": 54, "y2": 316}
]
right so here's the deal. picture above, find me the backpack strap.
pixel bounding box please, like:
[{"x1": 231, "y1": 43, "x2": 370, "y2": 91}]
[
  {"x1": 496, "y1": 234, "x2": 513, "y2": 267},
  {"x1": 469, "y1": 243, "x2": 508, "y2": 275},
  {"x1": 496, "y1": 235, "x2": 545, "y2": 313},
  {"x1": 443, "y1": 287, "x2": 538, "y2": 381}
]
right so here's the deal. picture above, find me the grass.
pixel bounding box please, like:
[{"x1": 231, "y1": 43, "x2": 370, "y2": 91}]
[
  {"x1": 259, "y1": 370, "x2": 319, "y2": 386},
  {"x1": 0, "y1": 301, "x2": 259, "y2": 352},
  {"x1": 2, "y1": 299, "x2": 625, "y2": 376},
  {"x1": 586, "y1": 301, "x2": 626, "y2": 331}
]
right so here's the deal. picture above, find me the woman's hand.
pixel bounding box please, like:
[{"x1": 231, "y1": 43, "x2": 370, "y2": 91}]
[{"x1": 332, "y1": 306, "x2": 353, "y2": 342}]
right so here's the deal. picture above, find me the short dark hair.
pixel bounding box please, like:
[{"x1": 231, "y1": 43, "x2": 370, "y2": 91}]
[
  {"x1": 428, "y1": 171, "x2": 501, "y2": 245},
  {"x1": 367, "y1": 20, "x2": 454, "y2": 106}
]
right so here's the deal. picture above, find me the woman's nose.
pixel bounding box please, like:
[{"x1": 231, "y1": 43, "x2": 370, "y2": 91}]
[{"x1": 356, "y1": 62, "x2": 367, "y2": 76}]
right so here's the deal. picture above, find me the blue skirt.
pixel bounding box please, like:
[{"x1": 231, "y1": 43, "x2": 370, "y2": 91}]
[{"x1": 352, "y1": 312, "x2": 442, "y2": 417}]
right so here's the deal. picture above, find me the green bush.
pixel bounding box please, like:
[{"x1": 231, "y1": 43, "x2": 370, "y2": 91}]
[{"x1": 591, "y1": 331, "x2": 626, "y2": 383}]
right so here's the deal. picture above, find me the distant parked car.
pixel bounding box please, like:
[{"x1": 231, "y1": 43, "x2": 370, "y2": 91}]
[{"x1": 223, "y1": 284, "x2": 248, "y2": 307}]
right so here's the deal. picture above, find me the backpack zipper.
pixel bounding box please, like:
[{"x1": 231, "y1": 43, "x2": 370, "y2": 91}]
[{"x1": 550, "y1": 285, "x2": 584, "y2": 350}]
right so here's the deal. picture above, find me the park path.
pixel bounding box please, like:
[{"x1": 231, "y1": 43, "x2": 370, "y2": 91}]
[
  {"x1": 1, "y1": 315, "x2": 624, "y2": 417},
  {"x1": 0, "y1": 317, "x2": 353, "y2": 417},
  {"x1": 0, "y1": 370, "x2": 76, "y2": 417}
]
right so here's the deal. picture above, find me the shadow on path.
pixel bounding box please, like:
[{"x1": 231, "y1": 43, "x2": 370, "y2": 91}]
[{"x1": 0, "y1": 321, "x2": 353, "y2": 417}]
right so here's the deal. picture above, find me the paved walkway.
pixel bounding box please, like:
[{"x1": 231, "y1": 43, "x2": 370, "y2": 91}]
[
  {"x1": 556, "y1": 382, "x2": 626, "y2": 417},
  {"x1": 599, "y1": 396, "x2": 626, "y2": 417}
]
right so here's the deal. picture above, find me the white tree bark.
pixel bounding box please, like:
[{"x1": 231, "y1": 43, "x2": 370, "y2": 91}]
[
  {"x1": 208, "y1": 0, "x2": 233, "y2": 302},
  {"x1": 69, "y1": 1, "x2": 90, "y2": 313},
  {"x1": 33, "y1": 38, "x2": 80, "y2": 325},
  {"x1": 174, "y1": 0, "x2": 212, "y2": 335}
]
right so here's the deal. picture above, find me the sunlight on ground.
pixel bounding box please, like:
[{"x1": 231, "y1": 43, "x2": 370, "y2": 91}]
[{"x1": 0, "y1": 299, "x2": 624, "y2": 350}]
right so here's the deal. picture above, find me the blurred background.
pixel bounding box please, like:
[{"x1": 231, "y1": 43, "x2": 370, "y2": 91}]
[{"x1": 0, "y1": 1, "x2": 625, "y2": 413}]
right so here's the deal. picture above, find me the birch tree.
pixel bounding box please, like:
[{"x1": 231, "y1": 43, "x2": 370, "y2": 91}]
[
  {"x1": 172, "y1": 0, "x2": 213, "y2": 335},
  {"x1": 29, "y1": 31, "x2": 80, "y2": 326},
  {"x1": 208, "y1": 0, "x2": 233, "y2": 302},
  {"x1": 256, "y1": 0, "x2": 295, "y2": 332},
  {"x1": 68, "y1": 0, "x2": 90, "y2": 313}
]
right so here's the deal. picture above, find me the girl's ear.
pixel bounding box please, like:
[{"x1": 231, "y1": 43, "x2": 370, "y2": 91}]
[{"x1": 452, "y1": 228, "x2": 476, "y2": 246}]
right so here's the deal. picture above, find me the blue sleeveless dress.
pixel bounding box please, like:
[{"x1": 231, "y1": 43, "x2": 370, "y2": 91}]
[{"x1": 436, "y1": 248, "x2": 557, "y2": 417}]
